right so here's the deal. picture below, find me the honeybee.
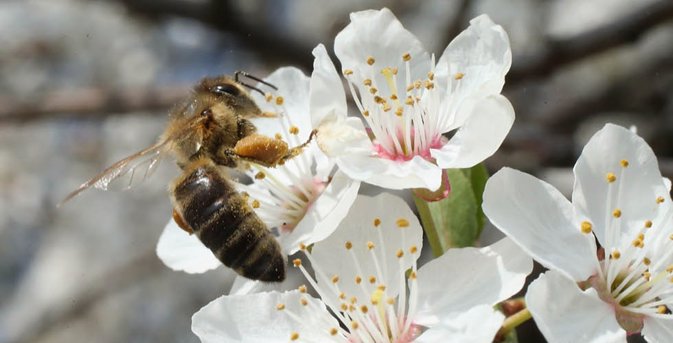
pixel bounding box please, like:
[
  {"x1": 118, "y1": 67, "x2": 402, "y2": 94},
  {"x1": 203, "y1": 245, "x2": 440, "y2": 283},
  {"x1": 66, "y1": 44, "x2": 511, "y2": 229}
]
[{"x1": 61, "y1": 72, "x2": 316, "y2": 282}]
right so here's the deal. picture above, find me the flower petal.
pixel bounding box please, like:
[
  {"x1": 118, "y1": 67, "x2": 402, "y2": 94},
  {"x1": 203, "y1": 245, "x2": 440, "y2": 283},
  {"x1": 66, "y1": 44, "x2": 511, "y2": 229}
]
[
  {"x1": 334, "y1": 8, "x2": 430, "y2": 97},
  {"x1": 192, "y1": 291, "x2": 338, "y2": 343},
  {"x1": 316, "y1": 117, "x2": 372, "y2": 158},
  {"x1": 337, "y1": 153, "x2": 442, "y2": 190},
  {"x1": 310, "y1": 193, "x2": 423, "y2": 305},
  {"x1": 415, "y1": 305, "x2": 504, "y2": 343},
  {"x1": 483, "y1": 167, "x2": 598, "y2": 281},
  {"x1": 156, "y1": 219, "x2": 221, "y2": 274},
  {"x1": 642, "y1": 316, "x2": 673, "y2": 343},
  {"x1": 435, "y1": 14, "x2": 511, "y2": 100},
  {"x1": 278, "y1": 170, "x2": 360, "y2": 254},
  {"x1": 310, "y1": 44, "x2": 347, "y2": 127},
  {"x1": 573, "y1": 123, "x2": 668, "y2": 247},
  {"x1": 414, "y1": 238, "x2": 531, "y2": 324},
  {"x1": 526, "y1": 270, "x2": 626, "y2": 343},
  {"x1": 431, "y1": 94, "x2": 514, "y2": 169}
]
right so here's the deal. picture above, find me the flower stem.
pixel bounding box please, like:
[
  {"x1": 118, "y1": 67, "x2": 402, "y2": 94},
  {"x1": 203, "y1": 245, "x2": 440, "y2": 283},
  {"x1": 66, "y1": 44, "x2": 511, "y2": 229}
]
[
  {"x1": 413, "y1": 195, "x2": 445, "y2": 257},
  {"x1": 499, "y1": 307, "x2": 532, "y2": 338}
]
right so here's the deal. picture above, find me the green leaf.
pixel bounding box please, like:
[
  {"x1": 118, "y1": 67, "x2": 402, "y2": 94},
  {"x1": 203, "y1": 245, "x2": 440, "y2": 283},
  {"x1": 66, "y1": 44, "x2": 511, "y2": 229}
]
[{"x1": 413, "y1": 163, "x2": 490, "y2": 256}]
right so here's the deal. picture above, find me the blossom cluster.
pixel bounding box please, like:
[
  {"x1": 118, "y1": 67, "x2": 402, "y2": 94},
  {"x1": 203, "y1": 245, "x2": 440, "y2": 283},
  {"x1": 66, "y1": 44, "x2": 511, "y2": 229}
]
[{"x1": 156, "y1": 8, "x2": 673, "y2": 343}]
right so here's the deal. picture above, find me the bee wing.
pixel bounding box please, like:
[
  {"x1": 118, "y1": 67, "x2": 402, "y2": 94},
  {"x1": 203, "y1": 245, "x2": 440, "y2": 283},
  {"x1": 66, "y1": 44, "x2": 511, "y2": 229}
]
[{"x1": 59, "y1": 116, "x2": 206, "y2": 206}]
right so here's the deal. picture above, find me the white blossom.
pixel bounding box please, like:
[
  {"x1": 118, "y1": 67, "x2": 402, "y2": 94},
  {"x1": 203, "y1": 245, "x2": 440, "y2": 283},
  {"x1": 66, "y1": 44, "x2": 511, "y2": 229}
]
[{"x1": 483, "y1": 124, "x2": 673, "y2": 342}]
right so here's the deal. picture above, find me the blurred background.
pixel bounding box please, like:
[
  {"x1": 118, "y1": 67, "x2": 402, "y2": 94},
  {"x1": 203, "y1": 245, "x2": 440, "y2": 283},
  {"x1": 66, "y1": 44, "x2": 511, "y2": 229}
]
[{"x1": 2, "y1": 0, "x2": 673, "y2": 342}]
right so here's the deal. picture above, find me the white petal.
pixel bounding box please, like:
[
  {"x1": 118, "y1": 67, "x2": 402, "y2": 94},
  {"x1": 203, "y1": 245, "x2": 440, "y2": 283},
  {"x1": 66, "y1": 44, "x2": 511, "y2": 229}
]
[
  {"x1": 229, "y1": 266, "x2": 305, "y2": 296},
  {"x1": 573, "y1": 123, "x2": 667, "y2": 247},
  {"x1": 310, "y1": 44, "x2": 347, "y2": 128},
  {"x1": 415, "y1": 305, "x2": 504, "y2": 343},
  {"x1": 526, "y1": 270, "x2": 626, "y2": 343},
  {"x1": 192, "y1": 291, "x2": 338, "y2": 343},
  {"x1": 435, "y1": 14, "x2": 511, "y2": 99},
  {"x1": 310, "y1": 193, "x2": 423, "y2": 306},
  {"x1": 432, "y1": 94, "x2": 514, "y2": 169},
  {"x1": 334, "y1": 8, "x2": 430, "y2": 97},
  {"x1": 642, "y1": 316, "x2": 673, "y2": 343},
  {"x1": 414, "y1": 238, "x2": 531, "y2": 325},
  {"x1": 156, "y1": 219, "x2": 221, "y2": 274},
  {"x1": 337, "y1": 153, "x2": 442, "y2": 190},
  {"x1": 483, "y1": 167, "x2": 598, "y2": 281},
  {"x1": 278, "y1": 170, "x2": 360, "y2": 254},
  {"x1": 316, "y1": 117, "x2": 372, "y2": 158}
]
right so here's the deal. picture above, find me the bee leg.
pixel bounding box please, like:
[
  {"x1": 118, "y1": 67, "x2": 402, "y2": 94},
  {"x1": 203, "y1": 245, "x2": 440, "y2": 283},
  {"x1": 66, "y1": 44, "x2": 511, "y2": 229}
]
[
  {"x1": 279, "y1": 129, "x2": 318, "y2": 163},
  {"x1": 172, "y1": 209, "x2": 194, "y2": 234},
  {"x1": 237, "y1": 118, "x2": 257, "y2": 139}
]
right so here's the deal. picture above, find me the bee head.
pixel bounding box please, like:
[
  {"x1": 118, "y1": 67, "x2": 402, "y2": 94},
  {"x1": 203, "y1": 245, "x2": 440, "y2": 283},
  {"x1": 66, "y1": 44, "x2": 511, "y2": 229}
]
[{"x1": 196, "y1": 76, "x2": 262, "y2": 118}]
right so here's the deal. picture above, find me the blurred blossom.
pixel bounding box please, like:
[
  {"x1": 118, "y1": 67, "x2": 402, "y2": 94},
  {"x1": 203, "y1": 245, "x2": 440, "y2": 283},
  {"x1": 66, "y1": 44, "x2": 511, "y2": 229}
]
[
  {"x1": 191, "y1": 193, "x2": 532, "y2": 343},
  {"x1": 311, "y1": 8, "x2": 514, "y2": 192},
  {"x1": 484, "y1": 124, "x2": 673, "y2": 342},
  {"x1": 157, "y1": 67, "x2": 360, "y2": 294}
]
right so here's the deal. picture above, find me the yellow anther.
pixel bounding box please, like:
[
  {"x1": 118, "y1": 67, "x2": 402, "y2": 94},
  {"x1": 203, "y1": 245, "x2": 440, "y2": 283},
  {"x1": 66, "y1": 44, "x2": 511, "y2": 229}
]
[
  {"x1": 339, "y1": 292, "x2": 346, "y2": 299},
  {"x1": 298, "y1": 285, "x2": 307, "y2": 293},
  {"x1": 638, "y1": 233, "x2": 645, "y2": 240},
  {"x1": 667, "y1": 265, "x2": 673, "y2": 273},
  {"x1": 427, "y1": 71, "x2": 435, "y2": 80},
  {"x1": 255, "y1": 171, "x2": 266, "y2": 180},
  {"x1": 392, "y1": 67, "x2": 398, "y2": 75},
  {"x1": 343, "y1": 69, "x2": 353, "y2": 76},
  {"x1": 390, "y1": 94, "x2": 398, "y2": 100},
  {"x1": 363, "y1": 78, "x2": 372, "y2": 86},
  {"x1": 251, "y1": 200, "x2": 260, "y2": 209},
  {"x1": 373, "y1": 218, "x2": 382, "y2": 227},
  {"x1": 606, "y1": 172, "x2": 616, "y2": 183},
  {"x1": 406, "y1": 84, "x2": 414, "y2": 92},
  {"x1": 645, "y1": 220, "x2": 653, "y2": 228},
  {"x1": 613, "y1": 209, "x2": 622, "y2": 218},
  {"x1": 580, "y1": 221, "x2": 593, "y2": 234},
  {"x1": 367, "y1": 241, "x2": 375, "y2": 250},
  {"x1": 405, "y1": 96, "x2": 414, "y2": 105},
  {"x1": 350, "y1": 296, "x2": 357, "y2": 304},
  {"x1": 362, "y1": 110, "x2": 370, "y2": 117},
  {"x1": 345, "y1": 241, "x2": 353, "y2": 250},
  {"x1": 355, "y1": 276, "x2": 362, "y2": 284},
  {"x1": 454, "y1": 72, "x2": 465, "y2": 80},
  {"x1": 360, "y1": 305, "x2": 369, "y2": 313},
  {"x1": 670, "y1": 234, "x2": 673, "y2": 240},
  {"x1": 298, "y1": 243, "x2": 307, "y2": 251},
  {"x1": 300, "y1": 298, "x2": 308, "y2": 306},
  {"x1": 395, "y1": 107, "x2": 404, "y2": 116},
  {"x1": 382, "y1": 103, "x2": 391, "y2": 112},
  {"x1": 396, "y1": 249, "x2": 404, "y2": 258},
  {"x1": 274, "y1": 133, "x2": 283, "y2": 140},
  {"x1": 409, "y1": 245, "x2": 418, "y2": 254},
  {"x1": 289, "y1": 126, "x2": 299, "y2": 135},
  {"x1": 632, "y1": 239, "x2": 644, "y2": 248},
  {"x1": 275, "y1": 96, "x2": 284, "y2": 105},
  {"x1": 265, "y1": 93, "x2": 273, "y2": 102},
  {"x1": 643, "y1": 257, "x2": 651, "y2": 266},
  {"x1": 643, "y1": 271, "x2": 651, "y2": 281},
  {"x1": 409, "y1": 271, "x2": 417, "y2": 280},
  {"x1": 377, "y1": 284, "x2": 386, "y2": 291},
  {"x1": 330, "y1": 328, "x2": 338, "y2": 336},
  {"x1": 290, "y1": 332, "x2": 299, "y2": 341},
  {"x1": 414, "y1": 80, "x2": 422, "y2": 89},
  {"x1": 369, "y1": 87, "x2": 378, "y2": 94},
  {"x1": 620, "y1": 159, "x2": 629, "y2": 167},
  {"x1": 397, "y1": 218, "x2": 410, "y2": 228},
  {"x1": 424, "y1": 81, "x2": 434, "y2": 89},
  {"x1": 387, "y1": 297, "x2": 395, "y2": 305},
  {"x1": 331, "y1": 275, "x2": 340, "y2": 283},
  {"x1": 340, "y1": 303, "x2": 348, "y2": 311},
  {"x1": 657, "y1": 196, "x2": 665, "y2": 204},
  {"x1": 366, "y1": 56, "x2": 375, "y2": 65},
  {"x1": 276, "y1": 303, "x2": 286, "y2": 310},
  {"x1": 402, "y1": 52, "x2": 411, "y2": 61},
  {"x1": 369, "y1": 276, "x2": 377, "y2": 284},
  {"x1": 351, "y1": 321, "x2": 360, "y2": 330},
  {"x1": 374, "y1": 95, "x2": 385, "y2": 104},
  {"x1": 293, "y1": 259, "x2": 302, "y2": 267},
  {"x1": 611, "y1": 250, "x2": 621, "y2": 260},
  {"x1": 657, "y1": 305, "x2": 668, "y2": 314}
]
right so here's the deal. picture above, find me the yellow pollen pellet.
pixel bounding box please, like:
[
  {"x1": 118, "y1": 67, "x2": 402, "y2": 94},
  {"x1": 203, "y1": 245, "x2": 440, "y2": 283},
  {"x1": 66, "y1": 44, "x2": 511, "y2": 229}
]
[
  {"x1": 360, "y1": 305, "x2": 369, "y2": 313},
  {"x1": 613, "y1": 209, "x2": 622, "y2": 218},
  {"x1": 290, "y1": 332, "x2": 299, "y2": 341},
  {"x1": 396, "y1": 249, "x2": 404, "y2": 258},
  {"x1": 373, "y1": 218, "x2": 382, "y2": 227},
  {"x1": 289, "y1": 126, "x2": 299, "y2": 135},
  {"x1": 402, "y1": 52, "x2": 411, "y2": 61},
  {"x1": 395, "y1": 107, "x2": 404, "y2": 116},
  {"x1": 274, "y1": 133, "x2": 283, "y2": 140},
  {"x1": 645, "y1": 220, "x2": 653, "y2": 228},
  {"x1": 276, "y1": 303, "x2": 286, "y2": 310},
  {"x1": 339, "y1": 292, "x2": 346, "y2": 299},
  {"x1": 454, "y1": 72, "x2": 465, "y2": 80},
  {"x1": 265, "y1": 93, "x2": 273, "y2": 102},
  {"x1": 657, "y1": 305, "x2": 668, "y2": 314},
  {"x1": 363, "y1": 78, "x2": 372, "y2": 86},
  {"x1": 369, "y1": 87, "x2": 378, "y2": 94},
  {"x1": 366, "y1": 56, "x2": 375, "y2": 65},
  {"x1": 369, "y1": 276, "x2": 377, "y2": 284},
  {"x1": 382, "y1": 103, "x2": 391, "y2": 112},
  {"x1": 355, "y1": 276, "x2": 362, "y2": 284},
  {"x1": 343, "y1": 69, "x2": 353, "y2": 76},
  {"x1": 580, "y1": 221, "x2": 593, "y2": 234},
  {"x1": 409, "y1": 245, "x2": 418, "y2": 254},
  {"x1": 606, "y1": 172, "x2": 616, "y2": 183},
  {"x1": 345, "y1": 241, "x2": 353, "y2": 250},
  {"x1": 332, "y1": 275, "x2": 339, "y2": 283},
  {"x1": 397, "y1": 218, "x2": 410, "y2": 228},
  {"x1": 427, "y1": 71, "x2": 435, "y2": 80},
  {"x1": 409, "y1": 271, "x2": 417, "y2": 280},
  {"x1": 351, "y1": 321, "x2": 360, "y2": 330},
  {"x1": 362, "y1": 110, "x2": 370, "y2": 117},
  {"x1": 293, "y1": 259, "x2": 302, "y2": 267},
  {"x1": 620, "y1": 159, "x2": 630, "y2": 167},
  {"x1": 275, "y1": 96, "x2": 284, "y2": 105},
  {"x1": 300, "y1": 298, "x2": 308, "y2": 306},
  {"x1": 330, "y1": 328, "x2": 338, "y2": 336},
  {"x1": 255, "y1": 171, "x2": 266, "y2": 180},
  {"x1": 251, "y1": 200, "x2": 260, "y2": 209},
  {"x1": 298, "y1": 285, "x2": 307, "y2": 293},
  {"x1": 405, "y1": 96, "x2": 414, "y2": 105},
  {"x1": 611, "y1": 250, "x2": 621, "y2": 259},
  {"x1": 657, "y1": 196, "x2": 665, "y2": 204},
  {"x1": 643, "y1": 257, "x2": 651, "y2": 266},
  {"x1": 367, "y1": 241, "x2": 375, "y2": 250}
]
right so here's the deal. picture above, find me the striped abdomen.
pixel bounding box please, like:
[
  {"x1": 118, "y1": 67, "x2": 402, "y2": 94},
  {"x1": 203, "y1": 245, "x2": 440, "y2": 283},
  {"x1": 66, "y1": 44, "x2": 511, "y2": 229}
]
[{"x1": 170, "y1": 160, "x2": 285, "y2": 282}]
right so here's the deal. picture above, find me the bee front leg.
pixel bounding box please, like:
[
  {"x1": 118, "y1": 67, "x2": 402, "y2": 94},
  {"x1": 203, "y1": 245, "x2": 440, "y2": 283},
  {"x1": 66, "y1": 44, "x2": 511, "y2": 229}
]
[{"x1": 278, "y1": 129, "x2": 318, "y2": 164}]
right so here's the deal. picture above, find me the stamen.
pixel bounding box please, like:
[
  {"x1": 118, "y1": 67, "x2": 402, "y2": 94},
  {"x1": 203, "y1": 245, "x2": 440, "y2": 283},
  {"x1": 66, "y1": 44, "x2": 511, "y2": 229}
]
[
  {"x1": 366, "y1": 56, "x2": 375, "y2": 65},
  {"x1": 454, "y1": 72, "x2": 464, "y2": 80},
  {"x1": 613, "y1": 209, "x2": 622, "y2": 218},
  {"x1": 290, "y1": 332, "x2": 299, "y2": 341},
  {"x1": 397, "y1": 218, "x2": 410, "y2": 228},
  {"x1": 289, "y1": 126, "x2": 299, "y2": 135},
  {"x1": 581, "y1": 221, "x2": 593, "y2": 234},
  {"x1": 645, "y1": 220, "x2": 653, "y2": 228},
  {"x1": 275, "y1": 96, "x2": 284, "y2": 105},
  {"x1": 657, "y1": 196, "x2": 665, "y2": 204},
  {"x1": 402, "y1": 52, "x2": 411, "y2": 61},
  {"x1": 255, "y1": 171, "x2": 266, "y2": 180},
  {"x1": 373, "y1": 218, "x2": 382, "y2": 227},
  {"x1": 606, "y1": 172, "x2": 617, "y2": 183},
  {"x1": 620, "y1": 159, "x2": 630, "y2": 167}
]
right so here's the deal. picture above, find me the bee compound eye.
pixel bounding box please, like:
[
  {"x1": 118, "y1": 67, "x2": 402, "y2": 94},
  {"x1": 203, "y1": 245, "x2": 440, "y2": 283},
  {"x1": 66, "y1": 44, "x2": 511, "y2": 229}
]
[{"x1": 211, "y1": 84, "x2": 241, "y2": 96}]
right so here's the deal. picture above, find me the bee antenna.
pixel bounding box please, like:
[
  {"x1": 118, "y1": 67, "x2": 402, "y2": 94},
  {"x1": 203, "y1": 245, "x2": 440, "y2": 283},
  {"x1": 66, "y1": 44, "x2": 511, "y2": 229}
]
[{"x1": 234, "y1": 71, "x2": 278, "y2": 91}]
